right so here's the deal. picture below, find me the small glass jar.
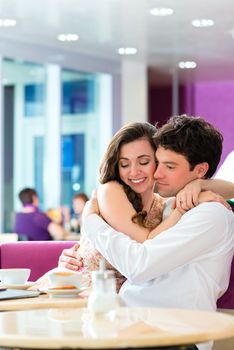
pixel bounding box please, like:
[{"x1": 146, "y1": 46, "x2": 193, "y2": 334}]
[{"x1": 88, "y1": 269, "x2": 119, "y2": 315}]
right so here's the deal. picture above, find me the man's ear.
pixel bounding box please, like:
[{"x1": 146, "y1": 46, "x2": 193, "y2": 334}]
[{"x1": 196, "y1": 162, "x2": 209, "y2": 178}]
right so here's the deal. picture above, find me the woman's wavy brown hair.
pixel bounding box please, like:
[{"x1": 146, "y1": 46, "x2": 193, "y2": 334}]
[{"x1": 99, "y1": 122, "x2": 157, "y2": 227}]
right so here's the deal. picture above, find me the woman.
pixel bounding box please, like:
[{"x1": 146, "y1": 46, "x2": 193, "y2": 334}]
[{"x1": 58, "y1": 121, "x2": 234, "y2": 289}]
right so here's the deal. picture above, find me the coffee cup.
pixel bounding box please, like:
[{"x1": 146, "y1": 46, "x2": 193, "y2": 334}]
[
  {"x1": 48, "y1": 270, "x2": 83, "y2": 289},
  {"x1": 0, "y1": 268, "x2": 31, "y2": 285}
]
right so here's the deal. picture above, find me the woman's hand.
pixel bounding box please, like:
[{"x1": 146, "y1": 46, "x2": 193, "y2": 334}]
[
  {"x1": 175, "y1": 179, "x2": 202, "y2": 211},
  {"x1": 58, "y1": 243, "x2": 84, "y2": 271}
]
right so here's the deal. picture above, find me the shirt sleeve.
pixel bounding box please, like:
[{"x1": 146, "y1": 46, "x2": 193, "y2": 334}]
[{"x1": 83, "y1": 203, "x2": 232, "y2": 284}]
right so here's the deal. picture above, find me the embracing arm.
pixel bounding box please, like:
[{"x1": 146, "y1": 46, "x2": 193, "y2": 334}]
[
  {"x1": 200, "y1": 179, "x2": 234, "y2": 199},
  {"x1": 148, "y1": 208, "x2": 182, "y2": 239},
  {"x1": 98, "y1": 181, "x2": 183, "y2": 242},
  {"x1": 175, "y1": 178, "x2": 234, "y2": 210},
  {"x1": 97, "y1": 181, "x2": 150, "y2": 243}
]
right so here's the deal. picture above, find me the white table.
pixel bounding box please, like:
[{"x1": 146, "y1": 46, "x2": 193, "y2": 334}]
[{"x1": 0, "y1": 307, "x2": 233, "y2": 349}]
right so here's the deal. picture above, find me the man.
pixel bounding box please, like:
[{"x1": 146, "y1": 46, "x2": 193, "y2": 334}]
[
  {"x1": 60, "y1": 115, "x2": 234, "y2": 350},
  {"x1": 14, "y1": 188, "x2": 67, "y2": 240}
]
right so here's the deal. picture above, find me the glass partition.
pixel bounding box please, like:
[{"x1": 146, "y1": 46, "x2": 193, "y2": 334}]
[
  {"x1": 61, "y1": 69, "x2": 112, "y2": 209},
  {"x1": 2, "y1": 60, "x2": 113, "y2": 232},
  {"x1": 2, "y1": 59, "x2": 46, "y2": 231}
]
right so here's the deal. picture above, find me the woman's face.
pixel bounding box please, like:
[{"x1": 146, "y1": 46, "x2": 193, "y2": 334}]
[{"x1": 118, "y1": 138, "x2": 156, "y2": 195}]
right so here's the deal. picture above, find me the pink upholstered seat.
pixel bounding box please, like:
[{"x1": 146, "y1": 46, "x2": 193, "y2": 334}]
[
  {"x1": 0, "y1": 241, "x2": 76, "y2": 281},
  {"x1": 0, "y1": 242, "x2": 233, "y2": 309},
  {"x1": 217, "y1": 256, "x2": 234, "y2": 309}
]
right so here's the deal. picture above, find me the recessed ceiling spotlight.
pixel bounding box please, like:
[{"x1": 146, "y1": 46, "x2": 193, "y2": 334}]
[
  {"x1": 150, "y1": 8, "x2": 174, "y2": 16},
  {"x1": 57, "y1": 34, "x2": 79, "y2": 42},
  {"x1": 118, "y1": 47, "x2": 137, "y2": 55},
  {"x1": 0, "y1": 18, "x2": 16, "y2": 27},
  {"x1": 192, "y1": 19, "x2": 214, "y2": 28},
  {"x1": 178, "y1": 61, "x2": 197, "y2": 69}
]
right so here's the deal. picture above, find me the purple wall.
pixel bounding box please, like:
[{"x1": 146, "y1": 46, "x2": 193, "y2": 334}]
[
  {"x1": 149, "y1": 80, "x2": 234, "y2": 168},
  {"x1": 148, "y1": 85, "x2": 172, "y2": 126},
  {"x1": 185, "y1": 81, "x2": 234, "y2": 166}
]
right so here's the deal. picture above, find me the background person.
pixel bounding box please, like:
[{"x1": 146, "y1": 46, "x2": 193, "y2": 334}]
[
  {"x1": 69, "y1": 192, "x2": 89, "y2": 233},
  {"x1": 14, "y1": 188, "x2": 67, "y2": 241}
]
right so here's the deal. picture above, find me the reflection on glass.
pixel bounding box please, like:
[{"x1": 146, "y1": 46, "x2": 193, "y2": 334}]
[{"x1": 2, "y1": 59, "x2": 46, "y2": 231}]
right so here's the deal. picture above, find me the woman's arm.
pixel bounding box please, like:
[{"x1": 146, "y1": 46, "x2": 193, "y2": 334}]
[
  {"x1": 98, "y1": 181, "x2": 184, "y2": 243},
  {"x1": 97, "y1": 181, "x2": 150, "y2": 243},
  {"x1": 150, "y1": 187, "x2": 232, "y2": 240},
  {"x1": 175, "y1": 178, "x2": 234, "y2": 210},
  {"x1": 199, "y1": 179, "x2": 234, "y2": 199},
  {"x1": 197, "y1": 190, "x2": 232, "y2": 209},
  {"x1": 148, "y1": 208, "x2": 182, "y2": 239}
]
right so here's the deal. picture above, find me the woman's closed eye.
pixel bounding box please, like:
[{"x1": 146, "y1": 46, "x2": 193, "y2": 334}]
[
  {"x1": 119, "y1": 162, "x2": 129, "y2": 168},
  {"x1": 139, "y1": 160, "x2": 150, "y2": 166}
]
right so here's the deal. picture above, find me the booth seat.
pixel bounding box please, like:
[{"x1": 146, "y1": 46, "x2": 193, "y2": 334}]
[
  {"x1": 0, "y1": 241, "x2": 76, "y2": 281},
  {"x1": 217, "y1": 256, "x2": 234, "y2": 310},
  {"x1": 0, "y1": 241, "x2": 233, "y2": 310}
]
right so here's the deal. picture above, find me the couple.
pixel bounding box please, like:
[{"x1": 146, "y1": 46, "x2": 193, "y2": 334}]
[
  {"x1": 57, "y1": 115, "x2": 234, "y2": 350},
  {"x1": 59, "y1": 116, "x2": 234, "y2": 304}
]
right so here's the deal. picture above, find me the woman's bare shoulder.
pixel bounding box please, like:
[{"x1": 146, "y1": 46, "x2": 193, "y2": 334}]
[{"x1": 98, "y1": 181, "x2": 125, "y2": 196}]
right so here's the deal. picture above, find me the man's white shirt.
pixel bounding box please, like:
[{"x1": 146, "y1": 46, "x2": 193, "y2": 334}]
[{"x1": 83, "y1": 201, "x2": 234, "y2": 350}]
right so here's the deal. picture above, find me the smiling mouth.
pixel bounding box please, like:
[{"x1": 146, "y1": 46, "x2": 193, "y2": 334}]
[{"x1": 129, "y1": 178, "x2": 145, "y2": 184}]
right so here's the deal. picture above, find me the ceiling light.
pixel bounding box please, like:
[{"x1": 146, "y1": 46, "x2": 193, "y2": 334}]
[
  {"x1": 178, "y1": 61, "x2": 197, "y2": 69},
  {"x1": 118, "y1": 48, "x2": 137, "y2": 55},
  {"x1": 192, "y1": 19, "x2": 214, "y2": 28},
  {"x1": 150, "y1": 8, "x2": 174, "y2": 16},
  {"x1": 57, "y1": 34, "x2": 79, "y2": 42},
  {"x1": 0, "y1": 18, "x2": 16, "y2": 27}
]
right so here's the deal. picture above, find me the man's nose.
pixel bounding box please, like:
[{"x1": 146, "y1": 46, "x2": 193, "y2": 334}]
[{"x1": 154, "y1": 166, "x2": 162, "y2": 179}]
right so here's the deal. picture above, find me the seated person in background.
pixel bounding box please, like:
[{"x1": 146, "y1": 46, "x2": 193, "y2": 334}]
[
  {"x1": 68, "y1": 192, "x2": 89, "y2": 233},
  {"x1": 46, "y1": 208, "x2": 63, "y2": 225},
  {"x1": 14, "y1": 188, "x2": 67, "y2": 241}
]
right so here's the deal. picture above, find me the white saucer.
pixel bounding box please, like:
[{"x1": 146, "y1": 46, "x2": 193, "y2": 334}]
[
  {"x1": 3, "y1": 282, "x2": 35, "y2": 290},
  {"x1": 42, "y1": 287, "x2": 86, "y2": 298}
]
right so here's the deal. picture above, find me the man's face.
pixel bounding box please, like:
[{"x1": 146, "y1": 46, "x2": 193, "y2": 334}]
[
  {"x1": 32, "y1": 195, "x2": 39, "y2": 207},
  {"x1": 154, "y1": 146, "x2": 206, "y2": 197}
]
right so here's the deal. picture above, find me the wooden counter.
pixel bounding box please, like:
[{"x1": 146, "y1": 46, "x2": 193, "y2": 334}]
[{"x1": 0, "y1": 307, "x2": 233, "y2": 349}]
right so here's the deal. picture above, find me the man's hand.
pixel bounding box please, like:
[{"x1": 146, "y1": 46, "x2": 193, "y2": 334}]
[
  {"x1": 58, "y1": 243, "x2": 83, "y2": 271},
  {"x1": 82, "y1": 190, "x2": 100, "y2": 222}
]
